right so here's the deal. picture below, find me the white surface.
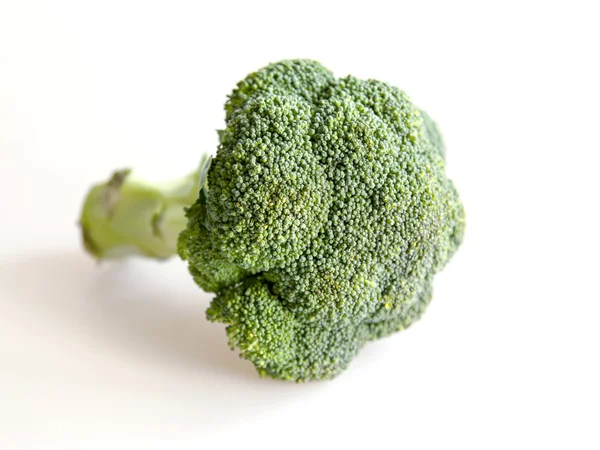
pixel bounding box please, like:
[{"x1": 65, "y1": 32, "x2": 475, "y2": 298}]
[{"x1": 1, "y1": 1, "x2": 599, "y2": 448}]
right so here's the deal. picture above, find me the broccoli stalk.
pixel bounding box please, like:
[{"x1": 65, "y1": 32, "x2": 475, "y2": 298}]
[{"x1": 80, "y1": 155, "x2": 211, "y2": 259}]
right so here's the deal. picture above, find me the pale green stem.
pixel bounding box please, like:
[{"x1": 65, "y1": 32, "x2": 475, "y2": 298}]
[{"x1": 80, "y1": 156, "x2": 211, "y2": 259}]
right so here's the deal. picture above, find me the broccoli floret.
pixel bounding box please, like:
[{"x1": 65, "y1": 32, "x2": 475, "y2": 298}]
[{"x1": 80, "y1": 60, "x2": 465, "y2": 381}]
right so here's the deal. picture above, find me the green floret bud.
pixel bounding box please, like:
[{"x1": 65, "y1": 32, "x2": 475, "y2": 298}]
[
  {"x1": 207, "y1": 278, "x2": 296, "y2": 376},
  {"x1": 178, "y1": 60, "x2": 466, "y2": 381}
]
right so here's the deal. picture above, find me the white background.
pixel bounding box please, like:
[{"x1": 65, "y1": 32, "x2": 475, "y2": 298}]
[{"x1": 1, "y1": 0, "x2": 598, "y2": 448}]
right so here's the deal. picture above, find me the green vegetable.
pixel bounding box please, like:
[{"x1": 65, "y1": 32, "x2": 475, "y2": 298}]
[{"x1": 80, "y1": 60, "x2": 465, "y2": 381}]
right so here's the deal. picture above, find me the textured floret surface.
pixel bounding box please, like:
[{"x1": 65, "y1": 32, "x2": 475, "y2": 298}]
[{"x1": 178, "y1": 60, "x2": 465, "y2": 381}]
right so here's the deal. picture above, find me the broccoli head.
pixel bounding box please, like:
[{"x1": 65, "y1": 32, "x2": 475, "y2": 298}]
[{"x1": 81, "y1": 60, "x2": 465, "y2": 381}]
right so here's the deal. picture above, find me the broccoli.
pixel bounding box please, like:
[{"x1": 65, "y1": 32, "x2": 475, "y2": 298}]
[{"x1": 80, "y1": 59, "x2": 465, "y2": 381}]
